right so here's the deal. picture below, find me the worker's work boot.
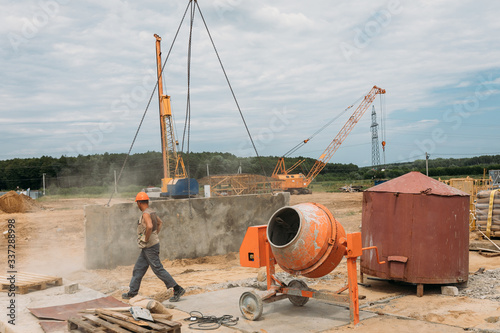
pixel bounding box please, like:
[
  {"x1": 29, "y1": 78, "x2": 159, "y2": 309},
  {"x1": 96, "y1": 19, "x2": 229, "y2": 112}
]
[
  {"x1": 169, "y1": 286, "x2": 185, "y2": 302},
  {"x1": 122, "y1": 292, "x2": 137, "y2": 300}
]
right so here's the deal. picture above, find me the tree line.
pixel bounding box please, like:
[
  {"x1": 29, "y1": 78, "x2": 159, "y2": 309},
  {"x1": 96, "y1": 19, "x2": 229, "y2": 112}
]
[{"x1": 0, "y1": 152, "x2": 499, "y2": 191}]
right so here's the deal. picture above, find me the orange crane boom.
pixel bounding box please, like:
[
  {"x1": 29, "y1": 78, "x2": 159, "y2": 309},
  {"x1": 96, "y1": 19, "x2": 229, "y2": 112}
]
[{"x1": 304, "y1": 86, "x2": 385, "y2": 185}]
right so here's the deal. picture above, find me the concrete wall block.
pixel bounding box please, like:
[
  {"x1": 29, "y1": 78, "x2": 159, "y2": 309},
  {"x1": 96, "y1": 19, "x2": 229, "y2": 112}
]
[{"x1": 84, "y1": 193, "x2": 290, "y2": 269}]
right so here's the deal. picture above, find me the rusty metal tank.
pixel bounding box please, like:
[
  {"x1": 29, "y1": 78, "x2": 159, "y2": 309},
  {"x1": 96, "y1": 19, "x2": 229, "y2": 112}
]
[
  {"x1": 361, "y1": 171, "x2": 470, "y2": 285},
  {"x1": 267, "y1": 203, "x2": 346, "y2": 278}
]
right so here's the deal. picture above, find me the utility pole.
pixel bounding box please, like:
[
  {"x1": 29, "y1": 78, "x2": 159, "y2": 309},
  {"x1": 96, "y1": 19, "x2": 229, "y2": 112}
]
[
  {"x1": 425, "y1": 152, "x2": 429, "y2": 176},
  {"x1": 114, "y1": 170, "x2": 118, "y2": 193},
  {"x1": 42, "y1": 173, "x2": 46, "y2": 196},
  {"x1": 206, "y1": 164, "x2": 210, "y2": 177}
]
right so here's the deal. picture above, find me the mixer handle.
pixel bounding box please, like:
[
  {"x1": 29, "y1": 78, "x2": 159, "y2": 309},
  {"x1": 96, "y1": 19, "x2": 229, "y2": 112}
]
[{"x1": 361, "y1": 246, "x2": 386, "y2": 265}]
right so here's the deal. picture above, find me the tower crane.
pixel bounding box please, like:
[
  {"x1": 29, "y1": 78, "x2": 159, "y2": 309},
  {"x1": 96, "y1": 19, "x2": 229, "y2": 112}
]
[{"x1": 272, "y1": 86, "x2": 386, "y2": 194}]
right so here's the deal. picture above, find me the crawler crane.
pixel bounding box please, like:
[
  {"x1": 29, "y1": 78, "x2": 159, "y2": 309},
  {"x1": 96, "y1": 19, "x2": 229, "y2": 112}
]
[{"x1": 272, "y1": 86, "x2": 386, "y2": 194}]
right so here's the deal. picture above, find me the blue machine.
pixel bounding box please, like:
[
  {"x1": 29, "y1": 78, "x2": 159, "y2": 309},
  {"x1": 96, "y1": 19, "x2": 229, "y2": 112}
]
[{"x1": 161, "y1": 178, "x2": 199, "y2": 198}]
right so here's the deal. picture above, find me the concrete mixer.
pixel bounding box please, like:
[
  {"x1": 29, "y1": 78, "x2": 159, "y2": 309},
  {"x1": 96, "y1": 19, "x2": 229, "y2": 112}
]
[{"x1": 239, "y1": 203, "x2": 385, "y2": 324}]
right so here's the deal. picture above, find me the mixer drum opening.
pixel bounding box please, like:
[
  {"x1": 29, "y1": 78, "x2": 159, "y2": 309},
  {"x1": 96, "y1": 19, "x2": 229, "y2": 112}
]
[
  {"x1": 266, "y1": 203, "x2": 346, "y2": 278},
  {"x1": 268, "y1": 208, "x2": 300, "y2": 247}
]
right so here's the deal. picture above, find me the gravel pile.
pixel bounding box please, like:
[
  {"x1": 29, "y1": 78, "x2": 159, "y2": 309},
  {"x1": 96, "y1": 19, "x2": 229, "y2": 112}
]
[{"x1": 459, "y1": 268, "x2": 500, "y2": 301}]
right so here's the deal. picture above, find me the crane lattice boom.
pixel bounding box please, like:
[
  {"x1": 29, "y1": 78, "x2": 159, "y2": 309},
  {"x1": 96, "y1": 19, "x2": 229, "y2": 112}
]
[{"x1": 304, "y1": 86, "x2": 386, "y2": 185}]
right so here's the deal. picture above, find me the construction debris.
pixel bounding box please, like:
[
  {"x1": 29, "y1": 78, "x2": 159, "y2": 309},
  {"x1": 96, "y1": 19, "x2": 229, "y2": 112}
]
[
  {"x1": 459, "y1": 268, "x2": 500, "y2": 301},
  {"x1": 129, "y1": 295, "x2": 173, "y2": 319},
  {"x1": 65, "y1": 283, "x2": 80, "y2": 294},
  {"x1": 339, "y1": 185, "x2": 364, "y2": 193},
  {"x1": 68, "y1": 308, "x2": 181, "y2": 333}
]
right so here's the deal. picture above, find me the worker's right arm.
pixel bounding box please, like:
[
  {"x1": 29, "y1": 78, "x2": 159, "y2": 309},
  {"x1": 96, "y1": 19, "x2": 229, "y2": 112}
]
[
  {"x1": 156, "y1": 216, "x2": 163, "y2": 234},
  {"x1": 142, "y1": 213, "x2": 153, "y2": 242}
]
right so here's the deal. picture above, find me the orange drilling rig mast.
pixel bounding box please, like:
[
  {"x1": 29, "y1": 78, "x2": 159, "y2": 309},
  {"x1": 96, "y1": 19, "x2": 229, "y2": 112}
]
[
  {"x1": 272, "y1": 86, "x2": 386, "y2": 194},
  {"x1": 154, "y1": 34, "x2": 198, "y2": 197}
]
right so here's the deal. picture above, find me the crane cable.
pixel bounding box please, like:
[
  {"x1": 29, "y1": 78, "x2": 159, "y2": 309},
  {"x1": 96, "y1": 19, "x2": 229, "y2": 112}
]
[
  {"x1": 194, "y1": 0, "x2": 273, "y2": 191},
  {"x1": 380, "y1": 94, "x2": 386, "y2": 165},
  {"x1": 105, "y1": 2, "x2": 191, "y2": 206},
  {"x1": 283, "y1": 95, "x2": 364, "y2": 158},
  {"x1": 179, "y1": 1, "x2": 196, "y2": 205}
]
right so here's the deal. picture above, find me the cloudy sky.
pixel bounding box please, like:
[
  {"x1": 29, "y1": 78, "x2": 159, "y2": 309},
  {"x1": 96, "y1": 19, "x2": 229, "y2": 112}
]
[{"x1": 2, "y1": 0, "x2": 500, "y2": 167}]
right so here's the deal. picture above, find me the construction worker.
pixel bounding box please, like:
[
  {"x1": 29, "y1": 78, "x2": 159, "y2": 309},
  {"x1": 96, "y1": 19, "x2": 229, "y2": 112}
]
[{"x1": 122, "y1": 192, "x2": 185, "y2": 302}]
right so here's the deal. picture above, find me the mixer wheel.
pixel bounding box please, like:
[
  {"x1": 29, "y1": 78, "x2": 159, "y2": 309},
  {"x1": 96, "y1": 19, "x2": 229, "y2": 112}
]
[
  {"x1": 288, "y1": 279, "x2": 310, "y2": 306},
  {"x1": 239, "y1": 291, "x2": 263, "y2": 320}
]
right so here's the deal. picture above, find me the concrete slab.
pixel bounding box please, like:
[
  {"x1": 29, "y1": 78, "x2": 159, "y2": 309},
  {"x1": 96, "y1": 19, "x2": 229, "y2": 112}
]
[
  {"x1": 167, "y1": 287, "x2": 376, "y2": 333},
  {"x1": 0, "y1": 280, "x2": 109, "y2": 333}
]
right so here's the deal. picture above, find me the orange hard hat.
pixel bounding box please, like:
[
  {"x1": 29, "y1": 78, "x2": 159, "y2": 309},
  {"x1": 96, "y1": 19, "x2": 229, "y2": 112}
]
[{"x1": 135, "y1": 192, "x2": 149, "y2": 202}]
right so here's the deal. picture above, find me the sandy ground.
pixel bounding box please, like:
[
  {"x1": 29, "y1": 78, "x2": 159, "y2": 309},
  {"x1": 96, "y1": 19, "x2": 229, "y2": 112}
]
[{"x1": 1, "y1": 192, "x2": 500, "y2": 332}]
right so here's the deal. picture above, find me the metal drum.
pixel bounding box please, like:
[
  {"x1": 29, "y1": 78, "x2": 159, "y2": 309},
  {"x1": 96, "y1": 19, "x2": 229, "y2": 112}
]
[{"x1": 267, "y1": 203, "x2": 346, "y2": 278}]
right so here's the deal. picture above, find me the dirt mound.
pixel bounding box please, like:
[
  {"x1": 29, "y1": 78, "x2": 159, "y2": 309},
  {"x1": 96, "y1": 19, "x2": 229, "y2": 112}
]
[
  {"x1": 0, "y1": 191, "x2": 44, "y2": 213},
  {"x1": 168, "y1": 252, "x2": 238, "y2": 267}
]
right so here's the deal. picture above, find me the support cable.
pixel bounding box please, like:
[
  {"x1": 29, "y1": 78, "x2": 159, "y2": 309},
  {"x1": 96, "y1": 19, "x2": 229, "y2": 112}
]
[
  {"x1": 283, "y1": 96, "x2": 363, "y2": 158},
  {"x1": 105, "y1": 2, "x2": 191, "y2": 206},
  {"x1": 380, "y1": 94, "x2": 386, "y2": 165},
  {"x1": 194, "y1": 1, "x2": 273, "y2": 192},
  {"x1": 182, "y1": 1, "x2": 195, "y2": 210}
]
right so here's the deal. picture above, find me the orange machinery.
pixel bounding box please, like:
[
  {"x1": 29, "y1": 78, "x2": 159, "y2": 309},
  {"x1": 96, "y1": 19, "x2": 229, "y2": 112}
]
[
  {"x1": 272, "y1": 86, "x2": 386, "y2": 194},
  {"x1": 239, "y1": 203, "x2": 385, "y2": 324},
  {"x1": 154, "y1": 34, "x2": 199, "y2": 198}
]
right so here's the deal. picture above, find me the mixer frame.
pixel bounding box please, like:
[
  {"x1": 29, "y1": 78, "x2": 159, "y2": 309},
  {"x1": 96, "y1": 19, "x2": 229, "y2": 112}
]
[{"x1": 239, "y1": 227, "x2": 385, "y2": 325}]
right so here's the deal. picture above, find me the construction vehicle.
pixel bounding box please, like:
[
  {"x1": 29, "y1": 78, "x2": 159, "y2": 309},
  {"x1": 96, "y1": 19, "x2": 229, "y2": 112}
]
[
  {"x1": 154, "y1": 34, "x2": 199, "y2": 198},
  {"x1": 272, "y1": 86, "x2": 386, "y2": 194}
]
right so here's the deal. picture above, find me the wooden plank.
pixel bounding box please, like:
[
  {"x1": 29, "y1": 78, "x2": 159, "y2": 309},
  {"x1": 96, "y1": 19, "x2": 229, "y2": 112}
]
[
  {"x1": 114, "y1": 311, "x2": 168, "y2": 331},
  {"x1": 19, "y1": 278, "x2": 61, "y2": 286},
  {"x1": 79, "y1": 307, "x2": 131, "y2": 314},
  {"x1": 152, "y1": 318, "x2": 181, "y2": 328},
  {"x1": 95, "y1": 314, "x2": 152, "y2": 333},
  {"x1": 96, "y1": 310, "x2": 181, "y2": 332},
  {"x1": 97, "y1": 309, "x2": 152, "y2": 327},
  {"x1": 68, "y1": 316, "x2": 105, "y2": 333},
  {"x1": 0, "y1": 272, "x2": 61, "y2": 283},
  {"x1": 151, "y1": 314, "x2": 177, "y2": 325},
  {"x1": 18, "y1": 286, "x2": 29, "y2": 294},
  {"x1": 18, "y1": 272, "x2": 59, "y2": 278},
  {"x1": 82, "y1": 314, "x2": 131, "y2": 333}
]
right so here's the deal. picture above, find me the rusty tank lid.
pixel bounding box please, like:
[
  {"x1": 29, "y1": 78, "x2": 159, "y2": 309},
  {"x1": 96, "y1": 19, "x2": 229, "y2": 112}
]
[{"x1": 367, "y1": 171, "x2": 469, "y2": 196}]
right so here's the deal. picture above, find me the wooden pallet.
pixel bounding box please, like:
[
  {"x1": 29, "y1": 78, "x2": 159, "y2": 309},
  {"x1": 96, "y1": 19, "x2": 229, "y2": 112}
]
[
  {"x1": 68, "y1": 309, "x2": 181, "y2": 333},
  {"x1": 0, "y1": 272, "x2": 62, "y2": 294}
]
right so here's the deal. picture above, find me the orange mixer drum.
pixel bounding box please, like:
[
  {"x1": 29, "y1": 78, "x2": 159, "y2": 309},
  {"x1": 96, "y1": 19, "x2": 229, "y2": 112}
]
[{"x1": 267, "y1": 203, "x2": 346, "y2": 278}]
